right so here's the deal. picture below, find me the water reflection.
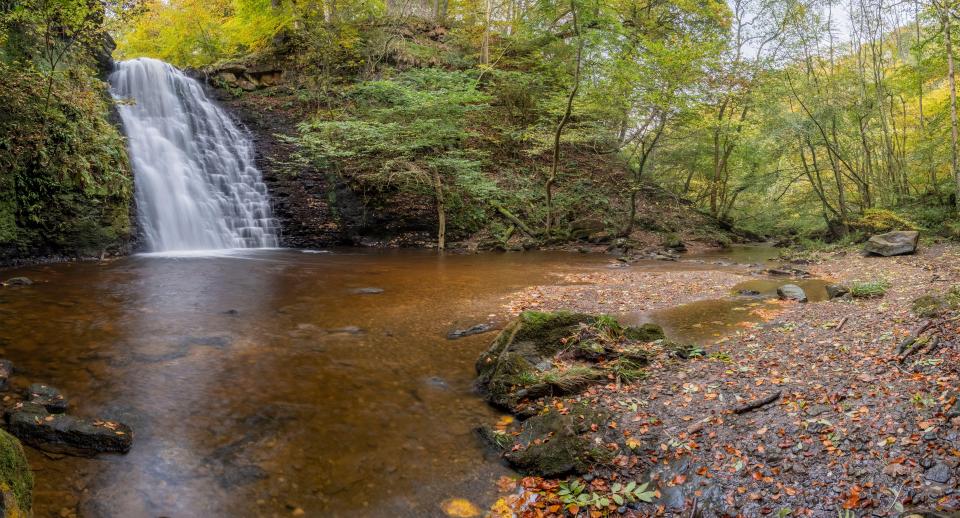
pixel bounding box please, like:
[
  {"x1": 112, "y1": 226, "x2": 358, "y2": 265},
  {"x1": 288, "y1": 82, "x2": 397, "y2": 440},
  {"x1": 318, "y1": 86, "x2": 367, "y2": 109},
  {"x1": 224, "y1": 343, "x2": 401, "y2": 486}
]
[{"x1": 1, "y1": 250, "x2": 612, "y2": 517}]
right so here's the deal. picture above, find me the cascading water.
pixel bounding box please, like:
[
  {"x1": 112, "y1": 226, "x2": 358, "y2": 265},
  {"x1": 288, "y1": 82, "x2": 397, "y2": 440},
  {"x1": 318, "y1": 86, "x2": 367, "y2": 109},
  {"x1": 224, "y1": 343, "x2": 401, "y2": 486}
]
[{"x1": 109, "y1": 57, "x2": 279, "y2": 251}]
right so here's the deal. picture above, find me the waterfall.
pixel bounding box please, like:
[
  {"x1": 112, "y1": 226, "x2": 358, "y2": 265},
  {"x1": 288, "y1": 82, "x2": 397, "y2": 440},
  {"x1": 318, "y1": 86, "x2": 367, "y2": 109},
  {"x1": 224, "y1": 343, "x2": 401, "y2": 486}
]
[{"x1": 110, "y1": 58, "x2": 279, "y2": 252}]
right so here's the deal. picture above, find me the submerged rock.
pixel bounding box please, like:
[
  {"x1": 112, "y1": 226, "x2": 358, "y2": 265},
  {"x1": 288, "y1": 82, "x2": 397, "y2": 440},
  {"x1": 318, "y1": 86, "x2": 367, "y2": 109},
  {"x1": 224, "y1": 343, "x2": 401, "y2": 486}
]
[
  {"x1": 777, "y1": 284, "x2": 808, "y2": 302},
  {"x1": 5, "y1": 402, "x2": 132, "y2": 454},
  {"x1": 0, "y1": 429, "x2": 32, "y2": 517},
  {"x1": 26, "y1": 384, "x2": 68, "y2": 413},
  {"x1": 2, "y1": 278, "x2": 31, "y2": 287},
  {"x1": 350, "y1": 287, "x2": 384, "y2": 295},
  {"x1": 864, "y1": 230, "x2": 919, "y2": 256},
  {"x1": 503, "y1": 405, "x2": 612, "y2": 477},
  {"x1": 447, "y1": 323, "x2": 495, "y2": 340}
]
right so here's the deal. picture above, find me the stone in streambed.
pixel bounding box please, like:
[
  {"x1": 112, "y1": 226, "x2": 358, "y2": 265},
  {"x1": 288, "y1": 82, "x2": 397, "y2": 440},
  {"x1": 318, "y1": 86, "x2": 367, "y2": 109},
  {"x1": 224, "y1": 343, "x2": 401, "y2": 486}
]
[
  {"x1": 5, "y1": 402, "x2": 132, "y2": 454},
  {"x1": 350, "y1": 287, "x2": 384, "y2": 295},
  {"x1": 447, "y1": 323, "x2": 495, "y2": 340},
  {"x1": 777, "y1": 284, "x2": 808, "y2": 302},
  {"x1": 2, "y1": 278, "x2": 31, "y2": 287},
  {"x1": 26, "y1": 384, "x2": 67, "y2": 413},
  {"x1": 825, "y1": 284, "x2": 849, "y2": 299},
  {"x1": 864, "y1": 230, "x2": 919, "y2": 257}
]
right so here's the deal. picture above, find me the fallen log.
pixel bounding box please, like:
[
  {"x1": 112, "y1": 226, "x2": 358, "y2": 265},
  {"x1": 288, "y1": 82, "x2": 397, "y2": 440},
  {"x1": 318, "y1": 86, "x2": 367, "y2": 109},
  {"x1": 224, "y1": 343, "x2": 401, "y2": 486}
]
[
  {"x1": 733, "y1": 391, "x2": 782, "y2": 415},
  {"x1": 492, "y1": 204, "x2": 537, "y2": 238}
]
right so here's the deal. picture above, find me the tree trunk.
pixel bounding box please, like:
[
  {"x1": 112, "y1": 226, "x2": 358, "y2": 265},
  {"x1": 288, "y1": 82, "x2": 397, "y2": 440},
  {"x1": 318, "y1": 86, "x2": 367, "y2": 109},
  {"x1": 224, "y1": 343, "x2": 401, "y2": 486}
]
[
  {"x1": 545, "y1": 0, "x2": 582, "y2": 236},
  {"x1": 433, "y1": 169, "x2": 446, "y2": 250},
  {"x1": 946, "y1": 10, "x2": 960, "y2": 210}
]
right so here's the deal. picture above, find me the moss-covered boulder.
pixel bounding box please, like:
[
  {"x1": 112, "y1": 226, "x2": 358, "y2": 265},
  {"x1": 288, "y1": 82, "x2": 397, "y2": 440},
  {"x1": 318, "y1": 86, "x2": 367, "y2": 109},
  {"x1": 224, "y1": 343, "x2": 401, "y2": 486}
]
[
  {"x1": 475, "y1": 311, "x2": 665, "y2": 413},
  {"x1": 0, "y1": 429, "x2": 33, "y2": 518},
  {"x1": 503, "y1": 405, "x2": 613, "y2": 477}
]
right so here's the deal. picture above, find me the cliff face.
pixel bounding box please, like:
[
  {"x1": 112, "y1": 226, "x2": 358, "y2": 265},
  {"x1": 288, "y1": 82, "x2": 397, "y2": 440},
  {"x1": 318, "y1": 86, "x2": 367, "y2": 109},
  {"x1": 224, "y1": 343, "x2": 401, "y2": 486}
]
[{"x1": 209, "y1": 80, "x2": 439, "y2": 249}]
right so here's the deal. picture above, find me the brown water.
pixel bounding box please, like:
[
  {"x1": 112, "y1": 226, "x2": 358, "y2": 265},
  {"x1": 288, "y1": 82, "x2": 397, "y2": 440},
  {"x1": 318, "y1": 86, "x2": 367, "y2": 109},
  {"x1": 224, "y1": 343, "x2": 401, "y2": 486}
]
[
  {"x1": 0, "y1": 246, "x2": 815, "y2": 517},
  {"x1": 1, "y1": 250, "x2": 619, "y2": 517}
]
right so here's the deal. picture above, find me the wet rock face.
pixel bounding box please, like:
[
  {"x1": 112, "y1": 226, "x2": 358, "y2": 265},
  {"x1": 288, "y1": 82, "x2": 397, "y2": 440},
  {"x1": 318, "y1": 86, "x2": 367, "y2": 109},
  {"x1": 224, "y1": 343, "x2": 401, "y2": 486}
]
[
  {"x1": 864, "y1": 230, "x2": 919, "y2": 256},
  {"x1": 777, "y1": 284, "x2": 808, "y2": 302},
  {"x1": 504, "y1": 406, "x2": 612, "y2": 477},
  {"x1": 5, "y1": 402, "x2": 133, "y2": 454}
]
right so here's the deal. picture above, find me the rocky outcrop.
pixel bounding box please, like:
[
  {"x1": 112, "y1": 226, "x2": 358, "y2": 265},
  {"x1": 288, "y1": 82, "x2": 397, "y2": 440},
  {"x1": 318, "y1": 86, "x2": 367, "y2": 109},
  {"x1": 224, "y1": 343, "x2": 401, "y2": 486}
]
[
  {"x1": 864, "y1": 230, "x2": 919, "y2": 257},
  {"x1": 209, "y1": 63, "x2": 284, "y2": 91}
]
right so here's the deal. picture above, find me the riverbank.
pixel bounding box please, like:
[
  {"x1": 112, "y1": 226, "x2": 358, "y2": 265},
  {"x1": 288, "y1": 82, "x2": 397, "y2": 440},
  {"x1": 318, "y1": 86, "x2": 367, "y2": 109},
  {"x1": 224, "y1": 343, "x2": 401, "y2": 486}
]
[{"x1": 493, "y1": 243, "x2": 960, "y2": 515}]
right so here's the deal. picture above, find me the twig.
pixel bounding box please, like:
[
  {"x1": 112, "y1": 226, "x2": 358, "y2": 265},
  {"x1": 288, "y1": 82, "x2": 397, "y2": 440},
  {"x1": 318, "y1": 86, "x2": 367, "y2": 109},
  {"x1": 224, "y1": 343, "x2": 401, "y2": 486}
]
[
  {"x1": 733, "y1": 391, "x2": 782, "y2": 414},
  {"x1": 835, "y1": 316, "x2": 848, "y2": 331}
]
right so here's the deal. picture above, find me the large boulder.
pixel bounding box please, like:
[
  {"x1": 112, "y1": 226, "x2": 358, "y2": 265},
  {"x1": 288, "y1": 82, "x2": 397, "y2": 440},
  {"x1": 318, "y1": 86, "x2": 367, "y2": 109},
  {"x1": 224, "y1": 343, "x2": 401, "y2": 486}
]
[
  {"x1": 475, "y1": 311, "x2": 664, "y2": 413},
  {"x1": 5, "y1": 402, "x2": 133, "y2": 454},
  {"x1": 864, "y1": 230, "x2": 919, "y2": 257},
  {"x1": 0, "y1": 430, "x2": 32, "y2": 518}
]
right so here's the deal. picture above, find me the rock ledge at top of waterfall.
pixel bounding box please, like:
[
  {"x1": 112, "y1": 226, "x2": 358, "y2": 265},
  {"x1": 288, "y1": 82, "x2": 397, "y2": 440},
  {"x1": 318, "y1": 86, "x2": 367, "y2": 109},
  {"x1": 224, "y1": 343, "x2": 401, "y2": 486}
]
[{"x1": 109, "y1": 58, "x2": 279, "y2": 253}]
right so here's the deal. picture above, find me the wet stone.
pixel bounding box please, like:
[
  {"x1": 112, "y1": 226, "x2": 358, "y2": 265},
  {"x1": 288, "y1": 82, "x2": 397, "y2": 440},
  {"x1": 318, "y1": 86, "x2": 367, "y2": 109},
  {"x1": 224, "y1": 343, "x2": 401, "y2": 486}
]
[
  {"x1": 2, "y1": 277, "x2": 32, "y2": 286},
  {"x1": 825, "y1": 284, "x2": 850, "y2": 299},
  {"x1": 777, "y1": 284, "x2": 808, "y2": 302},
  {"x1": 27, "y1": 383, "x2": 68, "y2": 413},
  {"x1": 5, "y1": 402, "x2": 133, "y2": 454},
  {"x1": 447, "y1": 323, "x2": 495, "y2": 340}
]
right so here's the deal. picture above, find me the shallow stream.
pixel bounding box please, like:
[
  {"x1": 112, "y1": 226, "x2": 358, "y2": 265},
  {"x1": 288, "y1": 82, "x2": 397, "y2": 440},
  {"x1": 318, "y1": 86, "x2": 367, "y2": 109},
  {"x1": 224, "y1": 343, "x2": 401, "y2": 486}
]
[{"x1": 0, "y1": 246, "x2": 820, "y2": 516}]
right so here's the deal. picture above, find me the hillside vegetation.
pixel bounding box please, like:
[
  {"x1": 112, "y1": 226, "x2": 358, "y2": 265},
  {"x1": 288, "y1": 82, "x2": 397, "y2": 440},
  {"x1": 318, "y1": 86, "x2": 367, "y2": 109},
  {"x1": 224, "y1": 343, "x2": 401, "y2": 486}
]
[
  {"x1": 114, "y1": 0, "x2": 960, "y2": 249},
  {"x1": 0, "y1": 2, "x2": 134, "y2": 263}
]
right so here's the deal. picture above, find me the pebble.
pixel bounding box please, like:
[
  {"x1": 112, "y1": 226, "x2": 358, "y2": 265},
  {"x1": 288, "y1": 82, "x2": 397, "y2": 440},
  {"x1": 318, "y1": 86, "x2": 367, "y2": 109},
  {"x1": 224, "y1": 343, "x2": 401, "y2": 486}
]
[{"x1": 924, "y1": 462, "x2": 952, "y2": 484}]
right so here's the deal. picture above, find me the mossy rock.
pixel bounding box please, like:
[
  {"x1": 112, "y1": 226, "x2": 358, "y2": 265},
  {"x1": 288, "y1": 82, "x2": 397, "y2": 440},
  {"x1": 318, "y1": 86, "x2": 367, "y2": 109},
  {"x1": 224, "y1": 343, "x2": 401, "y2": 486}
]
[
  {"x1": 503, "y1": 405, "x2": 613, "y2": 477},
  {"x1": 0, "y1": 430, "x2": 32, "y2": 517},
  {"x1": 624, "y1": 323, "x2": 665, "y2": 342},
  {"x1": 475, "y1": 311, "x2": 596, "y2": 409},
  {"x1": 913, "y1": 294, "x2": 947, "y2": 318},
  {"x1": 475, "y1": 311, "x2": 665, "y2": 412}
]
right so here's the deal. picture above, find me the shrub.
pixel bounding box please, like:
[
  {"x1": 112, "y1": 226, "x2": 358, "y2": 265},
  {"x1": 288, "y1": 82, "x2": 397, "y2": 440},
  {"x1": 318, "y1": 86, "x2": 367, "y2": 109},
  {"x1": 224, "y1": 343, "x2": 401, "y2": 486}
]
[
  {"x1": 849, "y1": 209, "x2": 920, "y2": 234},
  {"x1": 850, "y1": 279, "x2": 891, "y2": 298}
]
